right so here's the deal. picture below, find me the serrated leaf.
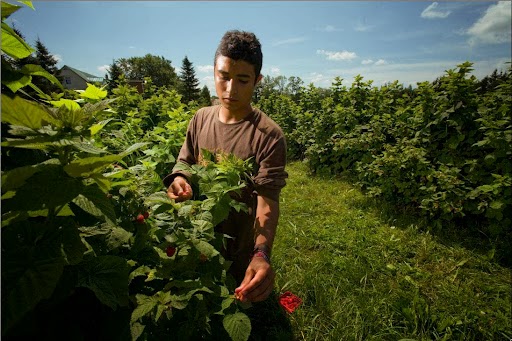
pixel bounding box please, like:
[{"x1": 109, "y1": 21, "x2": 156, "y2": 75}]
[
  {"x1": 80, "y1": 184, "x2": 117, "y2": 223},
  {"x1": 193, "y1": 240, "x2": 219, "y2": 258},
  {"x1": 1, "y1": 94, "x2": 54, "y2": 129},
  {"x1": 1, "y1": 159, "x2": 59, "y2": 193},
  {"x1": 1, "y1": 22, "x2": 34, "y2": 59},
  {"x1": 129, "y1": 265, "x2": 152, "y2": 283},
  {"x1": 90, "y1": 118, "x2": 113, "y2": 136},
  {"x1": 215, "y1": 297, "x2": 235, "y2": 315},
  {"x1": 49, "y1": 98, "x2": 81, "y2": 111},
  {"x1": 1, "y1": 221, "x2": 66, "y2": 332},
  {"x1": 130, "y1": 322, "x2": 145, "y2": 341},
  {"x1": 77, "y1": 255, "x2": 129, "y2": 309},
  {"x1": 19, "y1": 1, "x2": 35, "y2": 10},
  {"x1": 90, "y1": 174, "x2": 112, "y2": 192},
  {"x1": 107, "y1": 227, "x2": 133, "y2": 250},
  {"x1": 223, "y1": 312, "x2": 251, "y2": 341},
  {"x1": 64, "y1": 154, "x2": 123, "y2": 177},
  {"x1": 131, "y1": 294, "x2": 157, "y2": 323},
  {"x1": 121, "y1": 142, "x2": 150, "y2": 156},
  {"x1": 1, "y1": 62, "x2": 32, "y2": 92},
  {"x1": 1, "y1": 2, "x2": 21, "y2": 20},
  {"x1": 20, "y1": 64, "x2": 63, "y2": 88},
  {"x1": 1, "y1": 167, "x2": 84, "y2": 213},
  {"x1": 79, "y1": 83, "x2": 108, "y2": 100}
]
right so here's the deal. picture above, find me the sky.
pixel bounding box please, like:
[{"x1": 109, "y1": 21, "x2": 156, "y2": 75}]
[{"x1": 6, "y1": 1, "x2": 512, "y2": 92}]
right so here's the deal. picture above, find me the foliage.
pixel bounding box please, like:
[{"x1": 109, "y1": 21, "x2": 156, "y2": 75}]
[
  {"x1": 178, "y1": 55, "x2": 201, "y2": 104},
  {"x1": 116, "y1": 53, "x2": 180, "y2": 89},
  {"x1": 256, "y1": 62, "x2": 512, "y2": 240},
  {"x1": 1, "y1": 4, "x2": 254, "y2": 340}
]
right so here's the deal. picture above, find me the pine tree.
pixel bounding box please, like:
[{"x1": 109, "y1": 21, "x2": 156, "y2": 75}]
[
  {"x1": 106, "y1": 59, "x2": 123, "y2": 93},
  {"x1": 199, "y1": 85, "x2": 211, "y2": 106},
  {"x1": 178, "y1": 56, "x2": 200, "y2": 103}
]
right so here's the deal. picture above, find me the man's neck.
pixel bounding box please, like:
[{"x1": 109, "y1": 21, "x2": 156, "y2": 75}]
[{"x1": 218, "y1": 105, "x2": 252, "y2": 124}]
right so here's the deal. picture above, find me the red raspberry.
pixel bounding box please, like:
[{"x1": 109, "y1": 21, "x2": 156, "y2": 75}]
[
  {"x1": 143, "y1": 211, "x2": 149, "y2": 219},
  {"x1": 136, "y1": 214, "x2": 145, "y2": 223},
  {"x1": 166, "y1": 246, "x2": 176, "y2": 257}
]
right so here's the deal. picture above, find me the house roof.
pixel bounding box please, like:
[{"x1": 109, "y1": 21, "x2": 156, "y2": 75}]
[{"x1": 61, "y1": 65, "x2": 104, "y2": 82}]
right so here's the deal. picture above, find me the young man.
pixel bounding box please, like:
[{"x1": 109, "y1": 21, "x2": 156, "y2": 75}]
[{"x1": 164, "y1": 30, "x2": 287, "y2": 303}]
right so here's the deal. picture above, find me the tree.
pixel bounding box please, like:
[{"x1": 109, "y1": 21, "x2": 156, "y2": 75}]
[
  {"x1": 178, "y1": 56, "x2": 200, "y2": 103},
  {"x1": 199, "y1": 85, "x2": 211, "y2": 106},
  {"x1": 105, "y1": 59, "x2": 123, "y2": 94},
  {"x1": 117, "y1": 54, "x2": 179, "y2": 89}
]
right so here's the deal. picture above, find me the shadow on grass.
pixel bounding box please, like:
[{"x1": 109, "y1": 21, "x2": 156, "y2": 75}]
[{"x1": 312, "y1": 169, "x2": 512, "y2": 269}]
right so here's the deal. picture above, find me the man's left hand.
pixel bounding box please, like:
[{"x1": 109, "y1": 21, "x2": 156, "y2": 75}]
[{"x1": 234, "y1": 257, "x2": 275, "y2": 302}]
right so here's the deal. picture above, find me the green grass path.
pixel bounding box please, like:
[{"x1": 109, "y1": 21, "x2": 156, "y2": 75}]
[{"x1": 272, "y1": 162, "x2": 511, "y2": 340}]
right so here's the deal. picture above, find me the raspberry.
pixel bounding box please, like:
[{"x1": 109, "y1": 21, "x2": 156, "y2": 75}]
[
  {"x1": 136, "y1": 214, "x2": 145, "y2": 223},
  {"x1": 166, "y1": 246, "x2": 176, "y2": 257},
  {"x1": 143, "y1": 211, "x2": 149, "y2": 219}
]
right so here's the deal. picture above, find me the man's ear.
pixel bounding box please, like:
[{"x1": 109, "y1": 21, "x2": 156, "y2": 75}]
[{"x1": 255, "y1": 74, "x2": 263, "y2": 85}]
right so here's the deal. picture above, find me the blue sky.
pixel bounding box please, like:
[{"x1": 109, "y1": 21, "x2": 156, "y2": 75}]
[{"x1": 7, "y1": 1, "x2": 511, "y2": 92}]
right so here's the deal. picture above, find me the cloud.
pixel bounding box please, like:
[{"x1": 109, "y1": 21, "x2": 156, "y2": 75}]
[
  {"x1": 272, "y1": 37, "x2": 307, "y2": 47},
  {"x1": 317, "y1": 49, "x2": 357, "y2": 61},
  {"x1": 374, "y1": 59, "x2": 387, "y2": 66},
  {"x1": 129, "y1": 46, "x2": 136, "y2": 49},
  {"x1": 197, "y1": 65, "x2": 214, "y2": 73},
  {"x1": 318, "y1": 25, "x2": 343, "y2": 32},
  {"x1": 467, "y1": 1, "x2": 511, "y2": 45},
  {"x1": 97, "y1": 65, "x2": 110, "y2": 73},
  {"x1": 354, "y1": 23, "x2": 374, "y2": 32},
  {"x1": 421, "y1": 2, "x2": 451, "y2": 19},
  {"x1": 53, "y1": 54, "x2": 63, "y2": 63},
  {"x1": 361, "y1": 59, "x2": 374, "y2": 65},
  {"x1": 270, "y1": 67, "x2": 281, "y2": 75}
]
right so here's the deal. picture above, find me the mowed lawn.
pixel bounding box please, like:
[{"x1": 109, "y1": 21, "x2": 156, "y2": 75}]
[{"x1": 271, "y1": 161, "x2": 511, "y2": 341}]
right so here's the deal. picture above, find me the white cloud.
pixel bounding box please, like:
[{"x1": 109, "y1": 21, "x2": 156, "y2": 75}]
[
  {"x1": 374, "y1": 59, "x2": 387, "y2": 66},
  {"x1": 272, "y1": 37, "x2": 307, "y2": 47},
  {"x1": 362, "y1": 59, "x2": 374, "y2": 65},
  {"x1": 317, "y1": 49, "x2": 357, "y2": 61},
  {"x1": 53, "y1": 54, "x2": 63, "y2": 63},
  {"x1": 467, "y1": 1, "x2": 511, "y2": 45},
  {"x1": 421, "y1": 2, "x2": 451, "y2": 19},
  {"x1": 129, "y1": 46, "x2": 136, "y2": 49},
  {"x1": 97, "y1": 64, "x2": 110, "y2": 73},
  {"x1": 354, "y1": 24, "x2": 374, "y2": 32},
  {"x1": 197, "y1": 65, "x2": 214, "y2": 73},
  {"x1": 319, "y1": 25, "x2": 342, "y2": 32},
  {"x1": 270, "y1": 67, "x2": 281, "y2": 75}
]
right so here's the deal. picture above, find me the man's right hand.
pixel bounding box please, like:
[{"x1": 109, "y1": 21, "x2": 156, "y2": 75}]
[{"x1": 167, "y1": 176, "x2": 193, "y2": 202}]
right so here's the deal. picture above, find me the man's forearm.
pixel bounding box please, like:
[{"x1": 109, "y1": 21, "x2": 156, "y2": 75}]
[{"x1": 253, "y1": 195, "x2": 280, "y2": 254}]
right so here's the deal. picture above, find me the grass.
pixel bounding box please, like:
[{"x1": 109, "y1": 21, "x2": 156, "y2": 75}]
[{"x1": 271, "y1": 161, "x2": 511, "y2": 341}]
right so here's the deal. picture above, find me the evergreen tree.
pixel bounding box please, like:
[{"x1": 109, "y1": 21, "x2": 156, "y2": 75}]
[
  {"x1": 32, "y1": 38, "x2": 61, "y2": 93},
  {"x1": 105, "y1": 59, "x2": 123, "y2": 94},
  {"x1": 199, "y1": 85, "x2": 211, "y2": 107},
  {"x1": 178, "y1": 56, "x2": 200, "y2": 103}
]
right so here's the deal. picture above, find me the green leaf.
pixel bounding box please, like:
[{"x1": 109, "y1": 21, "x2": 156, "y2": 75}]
[
  {"x1": 193, "y1": 240, "x2": 220, "y2": 258},
  {"x1": 223, "y1": 312, "x2": 251, "y2": 341},
  {"x1": 1, "y1": 94, "x2": 54, "y2": 129},
  {"x1": 1, "y1": 167, "x2": 84, "y2": 213},
  {"x1": 20, "y1": 64, "x2": 63, "y2": 89},
  {"x1": 130, "y1": 322, "x2": 145, "y2": 341},
  {"x1": 1, "y1": 22, "x2": 34, "y2": 59},
  {"x1": 1, "y1": 159, "x2": 60, "y2": 193},
  {"x1": 129, "y1": 265, "x2": 152, "y2": 283},
  {"x1": 1, "y1": 2, "x2": 21, "y2": 20},
  {"x1": 121, "y1": 142, "x2": 150, "y2": 156},
  {"x1": 78, "y1": 83, "x2": 108, "y2": 100},
  {"x1": 131, "y1": 294, "x2": 157, "y2": 323},
  {"x1": 80, "y1": 184, "x2": 117, "y2": 223},
  {"x1": 64, "y1": 154, "x2": 123, "y2": 177},
  {"x1": 49, "y1": 98, "x2": 81, "y2": 111},
  {"x1": 489, "y1": 201, "x2": 504, "y2": 210},
  {"x1": 1, "y1": 221, "x2": 66, "y2": 333},
  {"x1": 19, "y1": 1, "x2": 35, "y2": 10},
  {"x1": 107, "y1": 227, "x2": 133, "y2": 250},
  {"x1": 77, "y1": 255, "x2": 130, "y2": 309},
  {"x1": 90, "y1": 118, "x2": 113, "y2": 136}
]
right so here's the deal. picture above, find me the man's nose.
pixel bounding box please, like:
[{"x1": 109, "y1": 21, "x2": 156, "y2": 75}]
[{"x1": 227, "y1": 79, "x2": 237, "y2": 94}]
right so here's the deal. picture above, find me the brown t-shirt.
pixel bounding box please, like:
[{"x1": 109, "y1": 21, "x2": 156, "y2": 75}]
[{"x1": 162, "y1": 105, "x2": 287, "y2": 282}]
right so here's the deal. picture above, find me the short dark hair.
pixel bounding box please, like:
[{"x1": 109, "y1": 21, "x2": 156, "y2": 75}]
[{"x1": 214, "y1": 30, "x2": 263, "y2": 79}]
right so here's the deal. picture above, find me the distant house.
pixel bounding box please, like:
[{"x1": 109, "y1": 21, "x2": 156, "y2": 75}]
[{"x1": 60, "y1": 65, "x2": 104, "y2": 90}]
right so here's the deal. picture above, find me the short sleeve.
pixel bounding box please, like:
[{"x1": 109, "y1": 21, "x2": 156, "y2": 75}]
[{"x1": 253, "y1": 135, "x2": 288, "y2": 201}]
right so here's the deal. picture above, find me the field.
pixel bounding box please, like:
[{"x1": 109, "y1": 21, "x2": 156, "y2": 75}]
[{"x1": 271, "y1": 162, "x2": 512, "y2": 340}]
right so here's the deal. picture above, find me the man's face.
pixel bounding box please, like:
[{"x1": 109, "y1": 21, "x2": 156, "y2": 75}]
[{"x1": 214, "y1": 55, "x2": 262, "y2": 113}]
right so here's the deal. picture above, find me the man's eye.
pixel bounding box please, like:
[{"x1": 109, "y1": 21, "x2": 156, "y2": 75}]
[{"x1": 240, "y1": 80, "x2": 249, "y2": 84}]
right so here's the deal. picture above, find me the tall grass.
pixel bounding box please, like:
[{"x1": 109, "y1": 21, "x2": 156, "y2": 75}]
[{"x1": 271, "y1": 161, "x2": 511, "y2": 340}]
